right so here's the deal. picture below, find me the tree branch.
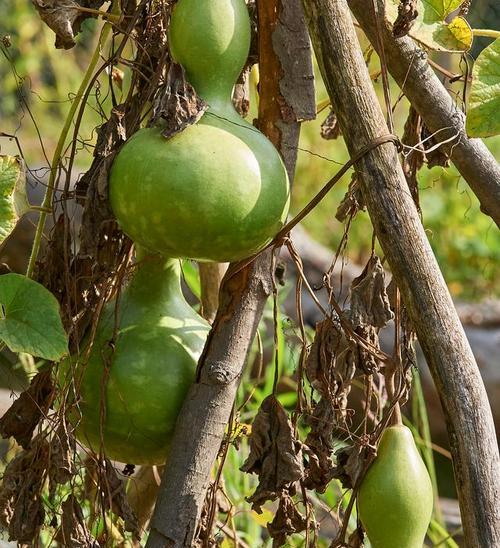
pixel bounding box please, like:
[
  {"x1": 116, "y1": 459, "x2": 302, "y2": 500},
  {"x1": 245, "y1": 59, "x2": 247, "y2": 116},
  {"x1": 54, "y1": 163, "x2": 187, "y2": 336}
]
[
  {"x1": 348, "y1": 0, "x2": 500, "y2": 228},
  {"x1": 145, "y1": 1, "x2": 315, "y2": 545},
  {"x1": 301, "y1": 1, "x2": 500, "y2": 545}
]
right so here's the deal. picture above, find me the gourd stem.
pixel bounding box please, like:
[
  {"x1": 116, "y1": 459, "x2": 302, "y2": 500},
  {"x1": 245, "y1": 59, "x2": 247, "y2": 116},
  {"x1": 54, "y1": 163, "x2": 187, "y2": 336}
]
[{"x1": 472, "y1": 29, "x2": 500, "y2": 39}]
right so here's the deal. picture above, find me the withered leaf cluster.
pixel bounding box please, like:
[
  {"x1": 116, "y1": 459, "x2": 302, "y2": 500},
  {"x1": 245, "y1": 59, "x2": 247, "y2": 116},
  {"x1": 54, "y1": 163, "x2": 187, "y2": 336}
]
[
  {"x1": 349, "y1": 256, "x2": 394, "y2": 329},
  {"x1": 304, "y1": 255, "x2": 392, "y2": 493}
]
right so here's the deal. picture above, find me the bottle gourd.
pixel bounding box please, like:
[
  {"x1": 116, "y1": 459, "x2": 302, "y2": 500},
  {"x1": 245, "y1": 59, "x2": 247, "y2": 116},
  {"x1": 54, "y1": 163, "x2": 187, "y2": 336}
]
[
  {"x1": 109, "y1": 0, "x2": 290, "y2": 262},
  {"x1": 62, "y1": 253, "x2": 209, "y2": 465},
  {"x1": 357, "y1": 425, "x2": 434, "y2": 548}
]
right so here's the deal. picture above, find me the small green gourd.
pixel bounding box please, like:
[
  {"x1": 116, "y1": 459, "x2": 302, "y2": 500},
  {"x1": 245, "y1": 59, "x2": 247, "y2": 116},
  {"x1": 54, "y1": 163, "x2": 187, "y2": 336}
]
[
  {"x1": 61, "y1": 253, "x2": 209, "y2": 465},
  {"x1": 357, "y1": 425, "x2": 434, "y2": 548},
  {"x1": 109, "y1": 0, "x2": 290, "y2": 262}
]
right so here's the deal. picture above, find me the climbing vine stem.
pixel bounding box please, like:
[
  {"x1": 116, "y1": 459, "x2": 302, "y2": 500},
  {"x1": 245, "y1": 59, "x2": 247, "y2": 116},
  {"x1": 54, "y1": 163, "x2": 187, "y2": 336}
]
[{"x1": 26, "y1": 9, "x2": 116, "y2": 278}]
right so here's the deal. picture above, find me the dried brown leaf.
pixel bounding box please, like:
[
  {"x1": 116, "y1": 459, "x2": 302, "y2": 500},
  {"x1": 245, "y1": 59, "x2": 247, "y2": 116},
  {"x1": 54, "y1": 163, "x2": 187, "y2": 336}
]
[
  {"x1": 35, "y1": 214, "x2": 72, "y2": 326},
  {"x1": 48, "y1": 423, "x2": 77, "y2": 496},
  {"x1": 241, "y1": 395, "x2": 303, "y2": 512},
  {"x1": 268, "y1": 493, "x2": 308, "y2": 548},
  {"x1": 32, "y1": 0, "x2": 106, "y2": 49},
  {"x1": 401, "y1": 106, "x2": 424, "y2": 210},
  {"x1": 349, "y1": 255, "x2": 393, "y2": 329},
  {"x1": 347, "y1": 526, "x2": 365, "y2": 547},
  {"x1": 421, "y1": 124, "x2": 451, "y2": 168},
  {"x1": 232, "y1": 68, "x2": 251, "y2": 117},
  {"x1": 151, "y1": 63, "x2": 207, "y2": 139},
  {"x1": 392, "y1": 0, "x2": 419, "y2": 38},
  {"x1": 0, "y1": 369, "x2": 54, "y2": 449},
  {"x1": 57, "y1": 495, "x2": 98, "y2": 547},
  {"x1": 0, "y1": 439, "x2": 48, "y2": 542},
  {"x1": 320, "y1": 109, "x2": 341, "y2": 140},
  {"x1": 333, "y1": 443, "x2": 373, "y2": 490},
  {"x1": 303, "y1": 400, "x2": 337, "y2": 492},
  {"x1": 101, "y1": 459, "x2": 140, "y2": 538},
  {"x1": 336, "y1": 176, "x2": 364, "y2": 222}
]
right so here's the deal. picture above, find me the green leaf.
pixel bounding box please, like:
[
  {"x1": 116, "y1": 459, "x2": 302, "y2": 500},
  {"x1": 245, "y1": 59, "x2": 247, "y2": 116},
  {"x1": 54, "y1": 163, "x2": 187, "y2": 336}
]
[
  {"x1": 420, "y1": 0, "x2": 464, "y2": 23},
  {"x1": 0, "y1": 273, "x2": 68, "y2": 360},
  {"x1": 466, "y1": 39, "x2": 500, "y2": 138},
  {"x1": 0, "y1": 155, "x2": 31, "y2": 245},
  {"x1": 386, "y1": 0, "x2": 472, "y2": 52}
]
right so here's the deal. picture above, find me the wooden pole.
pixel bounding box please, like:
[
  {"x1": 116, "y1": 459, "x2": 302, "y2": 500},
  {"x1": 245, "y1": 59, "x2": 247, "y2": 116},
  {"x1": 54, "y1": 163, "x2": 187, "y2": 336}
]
[{"x1": 301, "y1": 1, "x2": 500, "y2": 545}]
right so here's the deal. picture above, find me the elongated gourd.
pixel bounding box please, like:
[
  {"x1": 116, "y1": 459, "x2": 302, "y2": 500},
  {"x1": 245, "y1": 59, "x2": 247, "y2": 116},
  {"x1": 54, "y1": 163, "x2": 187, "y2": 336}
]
[
  {"x1": 109, "y1": 0, "x2": 290, "y2": 262},
  {"x1": 61, "y1": 253, "x2": 209, "y2": 465},
  {"x1": 357, "y1": 425, "x2": 434, "y2": 548}
]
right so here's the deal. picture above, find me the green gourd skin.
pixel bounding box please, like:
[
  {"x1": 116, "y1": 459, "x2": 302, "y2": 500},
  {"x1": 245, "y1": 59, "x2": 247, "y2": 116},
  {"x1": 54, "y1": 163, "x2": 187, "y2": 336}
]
[
  {"x1": 109, "y1": 0, "x2": 290, "y2": 263},
  {"x1": 61, "y1": 255, "x2": 209, "y2": 465},
  {"x1": 358, "y1": 426, "x2": 434, "y2": 548}
]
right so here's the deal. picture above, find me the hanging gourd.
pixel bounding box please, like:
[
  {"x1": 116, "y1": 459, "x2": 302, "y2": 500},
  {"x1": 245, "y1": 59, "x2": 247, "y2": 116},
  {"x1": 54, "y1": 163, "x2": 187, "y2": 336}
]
[
  {"x1": 357, "y1": 425, "x2": 434, "y2": 548},
  {"x1": 109, "y1": 0, "x2": 290, "y2": 262},
  {"x1": 61, "y1": 252, "x2": 209, "y2": 465}
]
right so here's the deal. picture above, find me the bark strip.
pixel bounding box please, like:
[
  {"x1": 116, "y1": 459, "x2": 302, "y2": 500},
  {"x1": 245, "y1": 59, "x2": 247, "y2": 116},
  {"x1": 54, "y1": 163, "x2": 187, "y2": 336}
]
[
  {"x1": 146, "y1": 1, "x2": 314, "y2": 545},
  {"x1": 301, "y1": 1, "x2": 500, "y2": 546},
  {"x1": 349, "y1": 0, "x2": 500, "y2": 227}
]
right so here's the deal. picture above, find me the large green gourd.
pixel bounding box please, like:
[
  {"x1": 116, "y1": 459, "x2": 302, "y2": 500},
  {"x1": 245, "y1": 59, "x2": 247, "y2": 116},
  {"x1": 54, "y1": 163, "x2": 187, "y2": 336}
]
[
  {"x1": 357, "y1": 426, "x2": 434, "y2": 548},
  {"x1": 109, "y1": 0, "x2": 290, "y2": 262},
  {"x1": 62, "y1": 254, "x2": 209, "y2": 465}
]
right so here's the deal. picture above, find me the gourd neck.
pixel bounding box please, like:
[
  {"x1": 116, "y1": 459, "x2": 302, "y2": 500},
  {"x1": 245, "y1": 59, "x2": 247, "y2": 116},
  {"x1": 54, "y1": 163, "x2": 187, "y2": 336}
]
[
  {"x1": 169, "y1": 0, "x2": 251, "y2": 124},
  {"x1": 128, "y1": 249, "x2": 183, "y2": 304},
  {"x1": 198, "y1": 90, "x2": 242, "y2": 123}
]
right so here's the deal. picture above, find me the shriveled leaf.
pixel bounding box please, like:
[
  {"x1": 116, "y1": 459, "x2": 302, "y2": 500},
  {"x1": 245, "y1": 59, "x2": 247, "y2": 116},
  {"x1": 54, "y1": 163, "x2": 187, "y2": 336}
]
[
  {"x1": 0, "y1": 369, "x2": 54, "y2": 449},
  {"x1": 101, "y1": 459, "x2": 139, "y2": 538},
  {"x1": 0, "y1": 439, "x2": 48, "y2": 542},
  {"x1": 267, "y1": 494, "x2": 309, "y2": 547},
  {"x1": 333, "y1": 443, "x2": 373, "y2": 490},
  {"x1": 241, "y1": 395, "x2": 303, "y2": 512},
  {"x1": 392, "y1": 0, "x2": 419, "y2": 38},
  {"x1": 32, "y1": 0, "x2": 107, "y2": 49},
  {"x1": 386, "y1": 0, "x2": 472, "y2": 52},
  {"x1": 466, "y1": 38, "x2": 500, "y2": 138},
  {"x1": 349, "y1": 255, "x2": 394, "y2": 329},
  {"x1": 347, "y1": 527, "x2": 365, "y2": 547},
  {"x1": 336, "y1": 176, "x2": 364, "y2": 222},
  {"x1": 48, "y1": 423, "x2": 77, "y2": 493},
  {"x1": 303, "y1": 399, "x2": 337, "y2": 492},
  {"x1": 0, "y1": 273, "x2": 68, "y2": 360},
  {"x1": 57, "y1": 495, "x2": 97, "y2": 547},
  {"x1": 320, "y1": 109, "x2": 341, "y2": 140},
  {"x1": 151, "y1": 63, "x2": 207, "y2": 139},
  {"x1": 0, "y1": 155, "x2": 30, "y2": 246}
]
